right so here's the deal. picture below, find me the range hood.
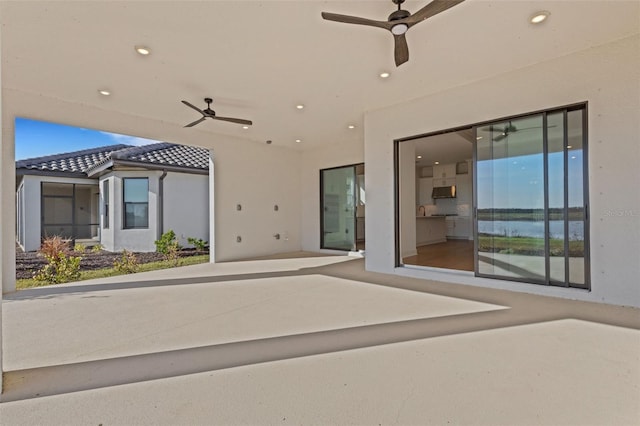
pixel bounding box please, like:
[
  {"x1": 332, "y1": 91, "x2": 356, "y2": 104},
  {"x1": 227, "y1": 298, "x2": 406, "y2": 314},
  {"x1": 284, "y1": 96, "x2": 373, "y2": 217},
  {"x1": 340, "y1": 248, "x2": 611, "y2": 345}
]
[{"x1": 432, "y1": 186, "x2": 456, "y2": 199}]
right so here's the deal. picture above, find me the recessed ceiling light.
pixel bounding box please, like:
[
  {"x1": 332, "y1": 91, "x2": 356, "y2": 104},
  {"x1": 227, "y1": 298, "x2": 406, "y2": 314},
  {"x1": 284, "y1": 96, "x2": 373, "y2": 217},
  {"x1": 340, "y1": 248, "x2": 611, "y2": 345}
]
[
  {"x1": 295, "y1": 139, "x2": 302, "y2": 143},
  {"x1": 379, "y1": 72, "x2": 390, "y2": 79},
  {"x1": 242, "y1": 126, "x2": 249, "y2": 130},
  {"x1": 348, "y1": 125, "x2": 356, "y2": 129},
  {"x1": 476, "y1": 136, "x2": 483, "y2": 140},
  {"x1": 434, "y1": 161, "x2": 440, "y2": 165},
  {"x1": 530, "y1": 11, "x2": 550, "y2": 24},
  {"x1": 417, "y1": 155, "x2": 422, "y2": 159},
  {"x1": 135, "y1": 45, "x2": 151, "y2": 55},
  {"x1": 567, "y1": 145, "x2": 573, "y2": 149},
  {"x1": 98, "y1": 89, "x2": 111, "y2": 96},
  {"x1": 296, "y1": 104, "x2": 304, "y2": 110}
]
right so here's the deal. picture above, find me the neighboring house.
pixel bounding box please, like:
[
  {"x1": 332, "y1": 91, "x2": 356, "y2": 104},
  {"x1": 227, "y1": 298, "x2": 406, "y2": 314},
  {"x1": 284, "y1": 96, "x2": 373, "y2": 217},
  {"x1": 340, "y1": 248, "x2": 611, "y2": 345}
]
[{"x1": 16, "y1": 143, "x2": 210, "y2": 252}]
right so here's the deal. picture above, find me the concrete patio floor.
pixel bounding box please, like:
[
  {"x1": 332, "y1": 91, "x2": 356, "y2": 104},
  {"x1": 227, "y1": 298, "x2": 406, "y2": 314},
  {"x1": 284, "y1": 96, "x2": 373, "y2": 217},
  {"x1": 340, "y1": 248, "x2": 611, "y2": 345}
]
[{"x1": 1, "y1": 253, "x2": 639, "y2": 425}]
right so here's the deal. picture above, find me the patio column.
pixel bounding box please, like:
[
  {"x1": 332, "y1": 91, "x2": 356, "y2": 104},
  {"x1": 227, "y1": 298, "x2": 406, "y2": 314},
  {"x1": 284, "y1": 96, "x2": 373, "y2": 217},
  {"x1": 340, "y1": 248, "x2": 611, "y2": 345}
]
[{"x1": 0, "y1": 23, "x2": 5, "y2": 394}]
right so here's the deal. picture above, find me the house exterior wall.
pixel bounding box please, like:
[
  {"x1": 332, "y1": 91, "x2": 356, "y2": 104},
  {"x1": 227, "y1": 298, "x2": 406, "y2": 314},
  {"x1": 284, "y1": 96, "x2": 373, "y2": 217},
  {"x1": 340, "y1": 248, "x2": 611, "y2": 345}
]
[
  {"x1": 16, "y1": 174, "x2": 99, "y2": 252},
  {"x1": 100, "y1": 170, "x2": 161, "y2": 253},
  {"x1": 162, "y1": 172, "x2": 209, "y2": 248},
  {"x1": 364, "y1": 35, "x2": 640, "y2": 307}
]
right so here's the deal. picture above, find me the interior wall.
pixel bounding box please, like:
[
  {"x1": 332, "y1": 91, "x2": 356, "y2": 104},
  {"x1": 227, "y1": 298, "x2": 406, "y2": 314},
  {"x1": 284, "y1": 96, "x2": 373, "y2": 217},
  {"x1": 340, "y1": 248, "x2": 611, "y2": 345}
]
[
  {"x1": 364, "y1": 34, "x2": 640, "y2": 307},
  {"x1": 300, "y1": 140, "x2": 364, "y2": 252},
  {"x1": 1, "y1": 89, "x2": 303, "y2": 291}
]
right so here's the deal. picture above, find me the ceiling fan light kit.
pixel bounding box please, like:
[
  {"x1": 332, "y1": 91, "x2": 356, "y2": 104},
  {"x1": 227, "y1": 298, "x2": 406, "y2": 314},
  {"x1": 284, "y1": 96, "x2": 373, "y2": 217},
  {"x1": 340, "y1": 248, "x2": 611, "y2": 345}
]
[{"x1": 321, "y1": 0, "x2": 466, "y2": 66}]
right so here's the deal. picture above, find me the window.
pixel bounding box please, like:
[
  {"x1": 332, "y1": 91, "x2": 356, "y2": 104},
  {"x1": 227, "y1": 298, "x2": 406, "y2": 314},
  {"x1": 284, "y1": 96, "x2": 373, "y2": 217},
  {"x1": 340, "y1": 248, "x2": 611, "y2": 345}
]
[
  {"x1": 103, "y1": 180, "x2": 110, "y2": 229},
  {"x1": 123, "y1": 178, "x2": 149, "y2": 229},
  {"x1": 41, "y1": 182, "x2": 100, "y2": 240}
]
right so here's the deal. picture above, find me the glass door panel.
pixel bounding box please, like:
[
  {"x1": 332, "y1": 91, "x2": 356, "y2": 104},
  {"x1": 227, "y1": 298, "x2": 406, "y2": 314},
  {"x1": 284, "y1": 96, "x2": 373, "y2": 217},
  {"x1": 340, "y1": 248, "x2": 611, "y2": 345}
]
[
  {"x1": 321, "y1": 166, "x2": 356, "y2": 251},
  {"x1": 476, "y1": 114, "x2": 546, "y2": 282},
  {"x1": 547, "y1": 112, "x2": 566, "y2": 283},
  {"x1": 567, "y1": 109, "x2": 586, "y2": 286}
]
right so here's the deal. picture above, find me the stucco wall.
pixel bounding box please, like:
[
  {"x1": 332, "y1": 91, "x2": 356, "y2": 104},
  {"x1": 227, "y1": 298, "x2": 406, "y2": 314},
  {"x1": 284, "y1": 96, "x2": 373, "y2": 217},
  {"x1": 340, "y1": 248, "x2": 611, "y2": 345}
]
[
  {"x1": 364, "y1": 35, "x2": 640, "y2": 307},
  {"x1": 162, "y1": 172, "x2": 209, "y2": 248}
]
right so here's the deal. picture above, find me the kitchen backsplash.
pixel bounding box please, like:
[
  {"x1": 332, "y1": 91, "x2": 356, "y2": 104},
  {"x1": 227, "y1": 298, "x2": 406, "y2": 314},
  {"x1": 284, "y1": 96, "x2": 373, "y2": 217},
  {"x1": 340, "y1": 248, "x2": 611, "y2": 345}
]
[{"x1": 417, "y1": 200, "x2": 471, "y2": 217}]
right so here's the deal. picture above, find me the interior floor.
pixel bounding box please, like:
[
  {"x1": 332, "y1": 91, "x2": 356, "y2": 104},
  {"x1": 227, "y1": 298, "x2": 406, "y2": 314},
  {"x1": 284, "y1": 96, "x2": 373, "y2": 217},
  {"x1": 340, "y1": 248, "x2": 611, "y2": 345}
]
[{"x1": 404, "y1": 239, "x2": 474, "y2": 271}]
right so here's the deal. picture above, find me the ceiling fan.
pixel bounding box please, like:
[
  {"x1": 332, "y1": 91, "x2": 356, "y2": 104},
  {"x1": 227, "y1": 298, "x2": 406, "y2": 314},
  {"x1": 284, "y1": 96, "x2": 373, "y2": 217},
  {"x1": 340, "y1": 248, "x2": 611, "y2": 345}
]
[
  {"x1": 482, "y1": 122, "x2": 555, "y2": 142},
  {"x1": 321, "y1": 0, "x2": 466, "y2": 67},
  {"x1": 181, "y1": 98, "x2": 252, "y2": 128}
]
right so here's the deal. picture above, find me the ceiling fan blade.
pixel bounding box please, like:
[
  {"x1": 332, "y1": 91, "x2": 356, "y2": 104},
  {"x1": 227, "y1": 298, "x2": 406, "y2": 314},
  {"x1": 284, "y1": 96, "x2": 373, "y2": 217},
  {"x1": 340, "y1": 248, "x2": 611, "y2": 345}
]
[
  {"x1": 321, "y1": 12, "x2": 392, "y2": 31},
  {"x1": 394, "y1": 34, "x2": 409, "y2": 66},
  {"x1": 184, "y1": 117, "x2": 206, "y2": 128},
  {"x1": 493, "y1": 133, "x2": 507, "y2": 142},
  {"x1": 181, "y1": 100, "x2": 206, "y2": 116},
  {"x1": 406, "y1": 0, "x2": 466, "y2": 27},
  {"x1": 212, "y1": 116, "x2": 252, "y2": 126}
]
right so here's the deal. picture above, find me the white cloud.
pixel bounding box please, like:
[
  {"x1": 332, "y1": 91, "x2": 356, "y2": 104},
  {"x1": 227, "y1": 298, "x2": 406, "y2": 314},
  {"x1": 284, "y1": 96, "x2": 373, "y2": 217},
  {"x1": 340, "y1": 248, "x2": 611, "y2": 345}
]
[{"x1": 100, "y1": 131, "x2": 160, "y2": 147}]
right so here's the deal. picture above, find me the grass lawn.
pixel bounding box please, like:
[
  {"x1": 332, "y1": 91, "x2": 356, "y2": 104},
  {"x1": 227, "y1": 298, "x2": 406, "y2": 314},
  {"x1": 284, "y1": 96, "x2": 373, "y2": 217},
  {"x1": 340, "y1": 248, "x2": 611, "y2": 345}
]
[
  {"x1": 17, "y1": 254, "x2": 209, "y2": 290},
  {"x1": 479, "y1": 235, "x2": 584, "y2": 256}
]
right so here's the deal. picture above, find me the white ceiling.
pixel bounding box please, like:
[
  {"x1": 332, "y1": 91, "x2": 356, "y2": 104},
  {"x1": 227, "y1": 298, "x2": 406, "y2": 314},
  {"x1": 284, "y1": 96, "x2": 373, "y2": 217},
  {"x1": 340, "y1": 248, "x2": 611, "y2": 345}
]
[{"x1": 2, "y1": 1, "x2": 638, "y2": 151}]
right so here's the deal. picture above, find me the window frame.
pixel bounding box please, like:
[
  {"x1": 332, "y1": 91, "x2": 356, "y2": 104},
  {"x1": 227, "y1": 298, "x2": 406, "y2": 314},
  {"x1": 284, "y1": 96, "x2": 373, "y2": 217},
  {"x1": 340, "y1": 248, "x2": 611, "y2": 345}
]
[{"x1": 122, "y1": 177, "x2": 149, "y2": 230}]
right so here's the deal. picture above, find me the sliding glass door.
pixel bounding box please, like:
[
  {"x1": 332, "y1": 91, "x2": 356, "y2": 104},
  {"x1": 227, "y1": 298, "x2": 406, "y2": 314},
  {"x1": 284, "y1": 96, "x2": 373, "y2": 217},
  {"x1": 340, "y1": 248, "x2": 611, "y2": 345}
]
[
  {"x1": 475, "y1": 105, "x2": 588, "y2": 288},
  {"x1": 321, "y1": 165, "x2": 361, "y2": 251}
]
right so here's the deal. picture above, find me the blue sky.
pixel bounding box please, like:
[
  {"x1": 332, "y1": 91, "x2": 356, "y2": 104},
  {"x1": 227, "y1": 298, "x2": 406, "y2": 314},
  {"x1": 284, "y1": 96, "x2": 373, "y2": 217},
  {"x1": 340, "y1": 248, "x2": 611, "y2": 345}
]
[{"x1": 15, "y1": 117, "x2": 160, "y2": 160}]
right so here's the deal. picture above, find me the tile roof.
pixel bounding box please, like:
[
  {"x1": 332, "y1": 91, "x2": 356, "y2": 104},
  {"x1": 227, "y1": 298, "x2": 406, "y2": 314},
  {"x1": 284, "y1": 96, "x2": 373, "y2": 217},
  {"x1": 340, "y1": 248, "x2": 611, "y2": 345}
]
[
  {"x1": 16, "y1": 143, "x2": 210, "y2": 175},
  {"x1": 16, "y1": 144, "x2": 130, "y2": 175},
  {"x1": 110, "y1": 143, "x2": 209, "y2": 171}
]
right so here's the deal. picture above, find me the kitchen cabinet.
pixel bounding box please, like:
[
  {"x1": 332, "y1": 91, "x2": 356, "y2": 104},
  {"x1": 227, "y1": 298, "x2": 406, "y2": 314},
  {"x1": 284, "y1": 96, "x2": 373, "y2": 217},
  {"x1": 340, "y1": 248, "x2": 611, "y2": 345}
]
[
  {"x1": 446, "y1": 217, "x2": 471, "y2": 239},
  {"x1": 418, "y1": 177, "x2": 434, "y2": 205},
  {"x1": 433, "y1": 164, "x2": 456, "y2": 187},
  {"x1": 416, "y1": 216, "x2": 447, "y2": 246}
]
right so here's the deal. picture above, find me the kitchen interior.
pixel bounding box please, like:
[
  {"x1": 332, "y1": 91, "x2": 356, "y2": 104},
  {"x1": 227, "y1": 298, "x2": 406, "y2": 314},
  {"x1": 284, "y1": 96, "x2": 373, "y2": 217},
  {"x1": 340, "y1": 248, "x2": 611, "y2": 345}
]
[{"x1": 403, "y1": 129, "x2": 474, "y2": 271}]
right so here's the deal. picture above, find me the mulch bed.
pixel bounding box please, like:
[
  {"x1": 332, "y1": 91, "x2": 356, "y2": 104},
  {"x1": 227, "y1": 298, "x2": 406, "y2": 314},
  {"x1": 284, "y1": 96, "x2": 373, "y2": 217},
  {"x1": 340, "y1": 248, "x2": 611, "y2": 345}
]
[{"x1": 16, "y1": 248, "x2": 207, "y2": 280}]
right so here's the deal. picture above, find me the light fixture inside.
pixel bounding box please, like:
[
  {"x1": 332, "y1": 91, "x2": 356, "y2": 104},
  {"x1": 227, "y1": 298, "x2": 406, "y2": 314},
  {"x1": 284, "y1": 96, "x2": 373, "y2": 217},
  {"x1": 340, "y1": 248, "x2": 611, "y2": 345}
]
[
  {"x1": 135, "y1": 45, "x2": 151, "y2": 55},
  {"x1": 530, "y1": 11, "x2": 550, "y2": 24},
  {"x1": 434, "y1": 161, "x2": 440, "y2": 165},
  {"x1": 417, "y1": 155, "x2": 422, "y2": 159},
  {"x1": 391, "y1": 23, "x2": 408, "y2": 35},
  {"x1": 567, "y1": 145, "x2": 573, "y2": 149},
  {"x1": 476, "y1": 136, "x2": 483, "y2": 140},
  {"x1": 98, "y1": 89, "x2": 111, "y2": 96},
  {"x1": 379, "y1": 72, "x2": 390, "y2": 79}
]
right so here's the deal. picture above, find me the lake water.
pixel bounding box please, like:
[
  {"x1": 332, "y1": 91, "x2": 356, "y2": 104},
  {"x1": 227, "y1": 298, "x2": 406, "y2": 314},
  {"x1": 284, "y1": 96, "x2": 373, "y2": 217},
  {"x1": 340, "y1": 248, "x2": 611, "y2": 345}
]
[{"x1": 478, "y1": 220, "x2": 584, "y2": 240}]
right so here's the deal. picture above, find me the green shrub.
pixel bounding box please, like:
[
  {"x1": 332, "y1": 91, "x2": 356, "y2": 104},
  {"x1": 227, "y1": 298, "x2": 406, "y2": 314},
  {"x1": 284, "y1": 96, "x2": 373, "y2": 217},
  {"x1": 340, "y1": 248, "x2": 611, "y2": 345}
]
[
  {"x1": 34, "y1": 236, "x2": 82, "y2": 284},
  {"x1": 155, "y1": 230, "x2": 182, "y2": 266},
  {"x1": 113, "y1": 250, "x2": 139, "y2": 274},
  {"x1": 155, "y1": 230, "x2": 181, "y2": 254},
  {"x1": 91, "y1": 244, "x2": 104, "y2": 253},
  {"x1": 74, "y1": 242, "x2": 87, "y2": 253},
  {"x1": 187, "y1": 237, "x2": 208, "y2": 251}
]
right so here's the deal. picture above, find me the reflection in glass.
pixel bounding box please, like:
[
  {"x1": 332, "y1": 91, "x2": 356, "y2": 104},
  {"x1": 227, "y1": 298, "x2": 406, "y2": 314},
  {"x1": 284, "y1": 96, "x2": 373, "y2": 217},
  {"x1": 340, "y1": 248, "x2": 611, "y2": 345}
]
[
  {"x1": 567, "y1": 109, "x2": 585, "y2": 285},
  {"x1": 547, "y1": 112, "x2": 566, "y2": 282},
  {"x1": 123, "y1": 178, "x2": 149, "y2": 229},
  {"x1": 321, "y1": 166, "x2": 356, "y2": 251},
  {"x1": 476, "y1": 115, "x2": 546, "y2": 281}
]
